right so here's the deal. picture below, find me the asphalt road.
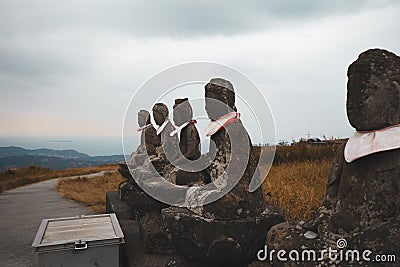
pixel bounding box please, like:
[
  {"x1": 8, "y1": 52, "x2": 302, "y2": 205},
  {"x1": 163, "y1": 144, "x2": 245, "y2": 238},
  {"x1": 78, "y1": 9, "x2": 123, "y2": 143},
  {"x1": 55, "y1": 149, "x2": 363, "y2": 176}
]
[{"x1": 0, "y1": 172, "x2": 107, "y2": 267}]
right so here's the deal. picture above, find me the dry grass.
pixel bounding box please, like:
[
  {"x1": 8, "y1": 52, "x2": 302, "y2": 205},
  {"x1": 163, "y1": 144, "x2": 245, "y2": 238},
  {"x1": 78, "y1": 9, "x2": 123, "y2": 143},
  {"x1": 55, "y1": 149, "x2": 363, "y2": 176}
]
[
  {"x1": 55, "y1": 144, "x2": 339, "y2": 220},
  {"x1": 56, "y1": 171, "x2": 124, "y2": 213},
  {"x1": 55, "y1": 161, "x2": 333, "y2": 220},
  {"x1": 263, "y1": 160, "x2": 331, "y2": 222},
  {"x1": 0, "y1": 164, "x2": 118, "y2": 192},
  {"x1": 272, "y1": 141, "x2": 344, "y2": 165},
  {"x1": 56, "y1": 160, "x2": 331, "y2": 221}
]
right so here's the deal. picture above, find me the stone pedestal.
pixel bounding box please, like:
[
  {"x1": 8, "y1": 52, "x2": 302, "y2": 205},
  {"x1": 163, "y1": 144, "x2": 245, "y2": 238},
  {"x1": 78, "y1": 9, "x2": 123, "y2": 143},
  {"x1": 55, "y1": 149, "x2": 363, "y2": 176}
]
[
  {"x1": 125, "y1": 187, "x2": 168, "y2": 220},
  {"x1": 118, "y1": 162, "x2": 142, "y2": 192},
  {"x1": 118, "y1": 180, "x2": 133, "y2": 201},
  {"x1": 119, "y1": 161, "x2": 169, "y2": 220},
  {"x1": 140, "y1": 211, "x2": 175, "y2": 255},
  {"x1": 162, "y1": 206, "x2": 284, "y2": 267},
  {"x1": 163, "y1": 166, "x2": 205, "y2": 186}
]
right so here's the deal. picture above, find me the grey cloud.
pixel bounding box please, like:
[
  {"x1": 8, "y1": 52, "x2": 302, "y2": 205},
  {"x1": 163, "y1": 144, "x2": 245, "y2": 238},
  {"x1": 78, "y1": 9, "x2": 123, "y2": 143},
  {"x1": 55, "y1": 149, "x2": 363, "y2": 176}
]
[
  {"x1": 1, "y1": 0, "x2": 396, "y2": 81},
  {"x1": 0, "y1": 0, "x2": 397, "y2": 79},
  {"x1": 0, "y1": 45, "x2": 76, "y2": 77},
  {"x1": 0, "y1": 0, "x2": 398, "y2": 38}
]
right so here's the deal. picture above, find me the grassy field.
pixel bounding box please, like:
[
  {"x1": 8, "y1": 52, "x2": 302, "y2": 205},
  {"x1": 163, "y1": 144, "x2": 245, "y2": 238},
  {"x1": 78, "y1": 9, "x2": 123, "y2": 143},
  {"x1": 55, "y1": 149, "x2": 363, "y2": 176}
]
[
  {"x1": 273, "y1": 140, "x2": 343, "y2": 164},
  {"x1": 0, "y1": 164, "x2": 118, "y2": 192},
  {"x1": 263, "y1": 160, "x2": 330, "y2": 221},
  {"x1": 56, "y1": 171, "x2": 123, "y2": 213},
  {"x1": 55, "y1": 142, "x2": 342, "y2": 221}
]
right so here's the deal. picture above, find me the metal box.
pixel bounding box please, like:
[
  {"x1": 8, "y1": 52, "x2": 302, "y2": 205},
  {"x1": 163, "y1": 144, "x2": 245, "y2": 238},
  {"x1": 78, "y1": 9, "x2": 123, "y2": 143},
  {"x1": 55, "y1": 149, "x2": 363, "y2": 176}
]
[{"x1": 32, "y1": 214, "x2": 124, "y2": 267}]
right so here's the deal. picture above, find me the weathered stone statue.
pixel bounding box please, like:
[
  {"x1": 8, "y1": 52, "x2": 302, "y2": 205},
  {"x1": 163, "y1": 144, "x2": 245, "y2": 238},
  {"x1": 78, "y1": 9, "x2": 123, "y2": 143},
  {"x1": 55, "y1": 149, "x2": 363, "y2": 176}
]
[
  {"x1": 198, "y1": 78, "x2": 268, "y2": 219},
  {"x1": 118, "y1": 104, "x2": 177, "y2": 220},
  {"x1": 122, "y1": 103, "x2": 180, "y2": 253},
  {"x1": 150, "y1": 103, "x2": 180, "y2": 174},
  {"x1": 162, "y1": 78, "x2": 284, "y2": 266},
  {"x1": 266, "y1": 49, "x2": 400, "y2": 266},
  {"x1": 119, "y1": 109, "x2": 159, "y2": 200},
  {"x1": 163, "y1": 98, "x2": 205, "y2": 186},
  {"x1": 172, "y1": 98, "x2": 201, "y2": 161},
  {"x1": 130, "y1": 109, "x2": 159, "y2": 166}
]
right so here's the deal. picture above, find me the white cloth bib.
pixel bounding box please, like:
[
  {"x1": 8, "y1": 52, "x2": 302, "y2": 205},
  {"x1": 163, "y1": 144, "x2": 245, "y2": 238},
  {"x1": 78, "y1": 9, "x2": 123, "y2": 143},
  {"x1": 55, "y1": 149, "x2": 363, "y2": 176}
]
[
  {"x1": 156, "y1": 119, "x2": 169, "y2": 135},
  {"x1": 344, "y1": 124, "x2": 400, "y2": 163},
  {"x1": 137, "y1": 124, "x2": 152, "y2": 132},
  {"x1": 170, "y1": 120, "x2": 197, "y2": 136},
  {"x1": 205, "y1": 112, "x2": 240, "y2": 137}
]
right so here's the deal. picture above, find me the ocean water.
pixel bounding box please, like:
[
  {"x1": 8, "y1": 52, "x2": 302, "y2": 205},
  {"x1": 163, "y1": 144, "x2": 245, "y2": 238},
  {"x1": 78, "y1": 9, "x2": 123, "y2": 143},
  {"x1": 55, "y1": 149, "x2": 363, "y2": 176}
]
[
  {"x1": 0, "y1": 131, "x2": 269, "y2": 157},
  {"x1": 0, "y1": 136, "x2": 133, "y2": 156}
]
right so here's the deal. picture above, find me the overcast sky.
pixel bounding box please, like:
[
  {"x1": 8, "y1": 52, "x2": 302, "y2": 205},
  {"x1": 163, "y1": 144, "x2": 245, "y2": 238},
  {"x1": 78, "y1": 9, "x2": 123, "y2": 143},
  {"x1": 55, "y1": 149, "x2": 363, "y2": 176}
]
[{"x1": 1, "y1": 0, "x2": 399, "y2": 153}]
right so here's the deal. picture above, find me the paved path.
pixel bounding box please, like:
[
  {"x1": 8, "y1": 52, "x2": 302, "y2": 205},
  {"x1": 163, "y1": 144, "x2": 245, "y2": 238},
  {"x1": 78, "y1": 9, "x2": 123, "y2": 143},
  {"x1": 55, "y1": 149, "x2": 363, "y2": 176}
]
[{"x1": 0, "y1": 172, "x2": 108, "y2": 267}]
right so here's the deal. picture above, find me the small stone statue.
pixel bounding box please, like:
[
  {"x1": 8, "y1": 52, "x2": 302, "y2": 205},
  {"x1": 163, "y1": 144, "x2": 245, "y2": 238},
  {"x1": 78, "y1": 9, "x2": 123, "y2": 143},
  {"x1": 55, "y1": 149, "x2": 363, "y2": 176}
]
[
  {"x1": 119, "y1": 109, "x2": 159, "y2": 200},
  {"x1": 163, "y1": 98, "x2": 205, "y2": 186},
  {"x1": 149, "y1": 103, "x2": 180, "y2": 173},
  {"x1": 130, "y1": 109, "x2": 159, "y2": 166},
  {"x1": 124, "y1": 103, "x2": 180, "y2": 253},
  {"x1": 120, "y1": 103, "x2": 179, "y2": 218},
  {"x1": 266, "y1": 49, "x2": 400, "y2": 266}
]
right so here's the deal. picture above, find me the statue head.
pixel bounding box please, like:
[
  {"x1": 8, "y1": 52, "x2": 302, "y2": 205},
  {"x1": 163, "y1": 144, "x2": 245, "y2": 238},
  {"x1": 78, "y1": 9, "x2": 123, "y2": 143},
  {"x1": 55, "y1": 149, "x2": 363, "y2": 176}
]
[
  {"x1": 137, "y1": 110, "x2": 150, "y2": 127},
  {"x1": 152, "y1": 103, "x2": 169, "y2": 126},
  {"x1": 347, "y1": 49, "x2": 400, "y2": 131},
  {"x1": 173, "y1": 98, "x2": 193, "y2": 126},
  {"x1": 205, "y1": 78, "x2": 236, "y2": 120}
]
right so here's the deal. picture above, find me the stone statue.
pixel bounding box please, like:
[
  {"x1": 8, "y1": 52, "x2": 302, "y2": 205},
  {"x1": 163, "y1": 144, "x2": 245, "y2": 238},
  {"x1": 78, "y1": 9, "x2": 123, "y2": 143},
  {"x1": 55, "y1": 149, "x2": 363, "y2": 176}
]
[
  {"x1": 127, "y1": 103, "x2": 180, "y2": 254},
  {"x1": 183, "y1": 78, "x2": 269, "y2": 219},
  {"x1": 130, "y1": 109, "x2": 159, "y2": 166},
  {"x1": 163, "y1": 98, "x2": 205, "y2": 186},
  {"x1": 118, "y1": 105, "x2": 176, "y2": 220},
  {"x1": 172, "y1": 98, "x2": 201, "y2": 161},
  {"x1": 150, "y1": 103, "x2": 180, "y2": 174},
  {"x1": 119, "y1": 109, "x2": 159, "y2": 200},
  {"x1": 162, "y1": 78, "x2": 284, "y2": 266},
  {"x1": 119, "y1": 103, "x2": 178, "y2": 242},
  {"x1": 266, "y1": 49, "x2": 400, "y2": 266}
]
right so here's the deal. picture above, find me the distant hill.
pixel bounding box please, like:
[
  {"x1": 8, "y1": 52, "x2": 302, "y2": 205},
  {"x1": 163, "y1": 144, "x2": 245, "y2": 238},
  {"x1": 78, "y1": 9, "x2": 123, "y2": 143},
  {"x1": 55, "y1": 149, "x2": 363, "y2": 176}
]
[
  {"x1": 0, "y1": 146, "x2": 125, "y2": 170},
  {"x1": 0, "y1": 146, "x2": 90, "y2": 159}
]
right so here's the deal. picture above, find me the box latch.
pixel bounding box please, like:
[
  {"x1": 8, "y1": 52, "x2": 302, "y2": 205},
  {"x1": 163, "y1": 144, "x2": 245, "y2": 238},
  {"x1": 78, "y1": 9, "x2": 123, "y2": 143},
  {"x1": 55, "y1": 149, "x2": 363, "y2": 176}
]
[{"x1": 74, "y1": 240, "x2": 88, "y2": 250}]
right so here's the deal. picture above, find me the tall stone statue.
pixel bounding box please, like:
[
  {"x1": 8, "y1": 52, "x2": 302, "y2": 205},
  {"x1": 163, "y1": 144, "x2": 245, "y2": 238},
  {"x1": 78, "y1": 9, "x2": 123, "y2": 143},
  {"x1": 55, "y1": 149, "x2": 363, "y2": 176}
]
[
  {"x1": 181, "y1": 78, "x2": 269, "y2": 219},
  {"x1": 172, "y1": 98, "x2": 201, "y2": 161},
  {"x1": 163, "y1": 98, "x2": 205, "y2": 186},
  {"x1": 266, "y1": 49, "x2": 400, "y2": 266},
  {"x1": 162, "y1": 78, "x2": 284, "y2": 266}
]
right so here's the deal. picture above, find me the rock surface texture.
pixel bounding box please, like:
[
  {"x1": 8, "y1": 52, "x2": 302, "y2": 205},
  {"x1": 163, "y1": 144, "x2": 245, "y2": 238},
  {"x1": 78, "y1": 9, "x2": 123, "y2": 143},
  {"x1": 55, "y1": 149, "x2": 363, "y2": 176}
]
[{"x1": 347, "y1": 49, "x2": 400, "y2": 131}]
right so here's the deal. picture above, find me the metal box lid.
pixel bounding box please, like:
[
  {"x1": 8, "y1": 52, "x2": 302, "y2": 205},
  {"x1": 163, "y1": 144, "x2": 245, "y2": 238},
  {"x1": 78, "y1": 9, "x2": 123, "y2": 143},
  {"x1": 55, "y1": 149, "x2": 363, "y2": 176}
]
[{"x1": 32, "y1": 214, "x2": 124, "y2": 253}]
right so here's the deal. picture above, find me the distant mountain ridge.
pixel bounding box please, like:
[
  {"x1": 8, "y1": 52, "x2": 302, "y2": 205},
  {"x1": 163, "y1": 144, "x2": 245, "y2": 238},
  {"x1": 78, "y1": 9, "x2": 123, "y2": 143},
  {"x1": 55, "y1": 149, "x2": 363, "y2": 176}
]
[
  {"x1": 0, "y1": 146, "x2": 125, "y2": 170},
  {"x1": 0, "y1": 146, "x2": 91, "y2": 159}
]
